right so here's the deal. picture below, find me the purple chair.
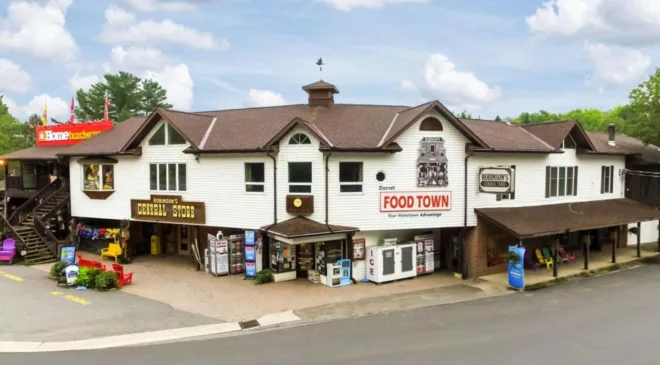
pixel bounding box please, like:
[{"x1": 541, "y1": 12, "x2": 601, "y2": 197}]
[
  {"x1": 0, "y1": 238, "x2": 16, "y2": 264},
  {"x1": 523, "y1": 248, "x2": 541, "y2": 271}
]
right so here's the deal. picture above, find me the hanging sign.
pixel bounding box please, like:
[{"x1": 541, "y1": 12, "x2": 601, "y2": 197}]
[
  {"x1": 508, "y1": 246, "x2": 525, "y2": 290},
  {"x1": 478, "y1": 167, "x2": 514, "y2": 194},
  {"x1": 131, "y1": 195, "x2": 206, "y2": 224},
  {"x1": 36, "y1": 121, "x2": 114, "y2": 147}
]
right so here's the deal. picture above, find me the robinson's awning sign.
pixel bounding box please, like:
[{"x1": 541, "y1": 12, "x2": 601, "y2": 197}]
[
  {"x1": 130, "y1": 195, "x2": 206, "y2": 224},
  {"x1": 36, "y1": 121, "x2": 114, "y2": 147}
]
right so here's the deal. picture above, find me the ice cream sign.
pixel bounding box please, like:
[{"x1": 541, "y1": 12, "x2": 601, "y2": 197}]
[
  {"x1": 36, "y1": 121, "x2": 114, "y2": 146},
  {"x1": 379, "y1": 191, "x2": 452, "y2": 212}
]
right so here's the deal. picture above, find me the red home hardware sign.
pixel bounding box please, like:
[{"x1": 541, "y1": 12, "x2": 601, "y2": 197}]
[
  {"x1": 379, "y1": 191, "x2": 452, "y2": 212},
  {"x1": 36, "y1": 121, "x2": 114, "y2": 147}
]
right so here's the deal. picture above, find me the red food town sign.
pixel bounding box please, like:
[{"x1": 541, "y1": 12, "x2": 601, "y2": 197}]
[
  {"x1": 36, "y1": 121, "x2": 114, "y2": 147},
  {"x1": 379, "y1": 191, "x2": 452, "y2": 212}
]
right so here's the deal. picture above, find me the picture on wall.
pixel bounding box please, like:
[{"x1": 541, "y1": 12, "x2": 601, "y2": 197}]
[{"x1": 416, "y1": 137, "x2": 449, "y2": 187}]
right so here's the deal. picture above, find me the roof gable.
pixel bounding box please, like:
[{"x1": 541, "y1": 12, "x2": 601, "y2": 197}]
[
  {"x1": 264, "y1": 117, "x2": 333, "y2": 149},
  {"x1": 520, "y1": 121, "x2": 596, "y2": 151},
  {"x1": 122, "y1": 109, "x2": 214, "y2": 152}
]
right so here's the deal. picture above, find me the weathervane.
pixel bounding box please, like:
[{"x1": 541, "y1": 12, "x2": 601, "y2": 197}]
[{"x1": 316, "y1": 57, "x2": 324, "y2": 72}]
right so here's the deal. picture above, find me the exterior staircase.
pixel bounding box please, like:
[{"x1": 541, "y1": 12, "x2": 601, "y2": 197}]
[{"x1": 2, "y1": 179, "x2": 70, "y2": 265}]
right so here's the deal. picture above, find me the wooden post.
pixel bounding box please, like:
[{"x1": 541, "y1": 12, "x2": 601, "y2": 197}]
[
  {"x1": 583, "y1": 232, "x2": 590, "y2": 270},
  {"x1": 612, "y1": 226, "x2": 617, "y2": 264},
  {"x1": 657, "y1": 220, "x2": 659, "y2": 253},
  {"x1": 553, "y1": 236, "x2": 559, "y2": 278},
  {"x1": 2, "y1": 161, "x2": 7, "y2": 218},
  {"x1": 637, "y1": 222, "x2": 641, "y2": 258}
]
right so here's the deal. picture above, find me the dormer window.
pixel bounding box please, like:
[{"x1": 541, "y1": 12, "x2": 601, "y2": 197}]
[
  {"x1": 289, "y1": 133, "x2": 311, "y2": 145},
  {"x1": 560, "y1": 135, "x2": 576, "y2": 149},
  {"x1": 149, "y1": 123, "x2": 186, "y2": 146},
  {"x1": 419, "y1": 117, "x2": 443, "y2": 131}
]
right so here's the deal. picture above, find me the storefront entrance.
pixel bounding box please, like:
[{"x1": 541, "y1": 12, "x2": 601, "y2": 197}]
[{"x1": 296, "y1": 243, "x2": 315, "y2": 278}]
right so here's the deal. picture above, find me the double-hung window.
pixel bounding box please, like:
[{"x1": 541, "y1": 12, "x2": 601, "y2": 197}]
[
  {"x1": 245, "y1": 163, "x2": 265, "y2": 192},
  {"x1": 546, "y1": 166, "x2": 578, "y2": 197},
  {"x1": 150, "y1": 163, "x2": 187, "y2": 191},
  {"x1": 288, "y1": 162, "x2": 312, "y2": 193},
  {"x1": 82, "y1": 164, "x2": 115, "y2": 191},
  {"x1": 339, "y1": 162, "x2": 363, "y2": 193},
  {"x1": 601, "y1": 166, "x2": 614, "y2": 194}
]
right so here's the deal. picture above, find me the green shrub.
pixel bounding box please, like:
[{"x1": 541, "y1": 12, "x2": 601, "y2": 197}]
[
  {"x1": 94, "y1": 271, "x2": 118, "y2": 291},
  {"x1": 74, "y1": 267, "x2": 102, "y2": 287},
  {"x1": 48, "y1": 262, "x2": 67, "y2": 280},
  {"x1": 255, "y1": 269, "x2": 274, "y2": 285}
]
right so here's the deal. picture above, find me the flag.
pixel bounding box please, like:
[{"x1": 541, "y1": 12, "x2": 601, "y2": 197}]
[
  {"x1": 42, "y1": 100, "x2": 47, "y2": 126},
  {"x1": 103, "y1": 96, "x2": 109, "y2": 121},
  {"x1": 69, "y1": 98, "x2": 75, "y2": 124}
]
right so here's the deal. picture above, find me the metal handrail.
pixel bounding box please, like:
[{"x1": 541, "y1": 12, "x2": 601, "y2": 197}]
[
  {"x1": 0, "y1": 211, "x2": 27, "y2": 252},
  {"x1": 32, "y1": 183, "x2": 70, "y2": 257}
]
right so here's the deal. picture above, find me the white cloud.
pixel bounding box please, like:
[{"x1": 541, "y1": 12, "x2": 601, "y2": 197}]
[
  {"x1": 0, "y1": 0, "x2": 78, "y2": 62},
  {"x1": 527, "y1": 0, "x2": 660, "y2": 44},
  {"x1": 123, "y1": 0, "x2": 197, "y2": 12},
  {"x1": 316, "y1": 0, "x2": 429, "y2": 12},
  {"x1": 585, "y1": 42, "x2": 651, "y2": 86},
  {"x1": 0, "y1": 59, "x2": 31, "y2": 94},
  {"x1": 246, "y1": 89, "x2": 286, "y2": 107},
  {"x1": 111, "y1": 46, "x2": 169, "y2": 70},
  {"x1": 400, "y1": 79, "x2": 417, "y2": 93},
  {"x1": 68, "y1": 73, "x2": 100, "y2": 92},
  {"x1": 5, "y1": 94, "x2": 69, "y2": 121},
  {"x1": 99, "y1": 6, "x2": 229, "y2": 50},
  {"x1": 143, "y1": 64, "x2": 195, "y2": 110},
  {"x1": 420, "y1": 53, "x2": 501, "y2": 111}
]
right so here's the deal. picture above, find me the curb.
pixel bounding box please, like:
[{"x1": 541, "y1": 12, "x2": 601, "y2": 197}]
[{"x1": 0, "y1": 310, "x2": 300, "y2": 353}]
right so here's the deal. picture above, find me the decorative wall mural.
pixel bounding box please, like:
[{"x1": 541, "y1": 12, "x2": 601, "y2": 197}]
[{"x1": 416, "y1": 137, "x2": 448, "y2": 187}]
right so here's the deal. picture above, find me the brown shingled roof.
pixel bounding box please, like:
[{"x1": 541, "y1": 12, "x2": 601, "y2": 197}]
[
  {"x1": 0, "y1": 145, "x2": 71, "y2": 160},
  {"x1": 476, "y1": 199, "x2": 660, "y2": 239},
  {"x1": 58, "y1": 116, "x2": 147, "y2": 156},
  {"x1": 519, "y1": 121, "x2": 576, "y2": 148},
  {"x1": 261, "y1": 216, "x2": 358, "y2": 238},
  {"x1": 587, "y1": 132, "x2": 660, "y2": 163},
  {"x1": 461, "y1": 119, "x2": 554, "y2": 151}
]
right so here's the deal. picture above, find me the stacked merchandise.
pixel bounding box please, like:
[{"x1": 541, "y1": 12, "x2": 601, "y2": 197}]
[
  {"x1": 229, "y1": 234, "x2": 245, "y2": 274},
  {"x1": 414, "y1": 234, "x2": 435, "y2": 275}
]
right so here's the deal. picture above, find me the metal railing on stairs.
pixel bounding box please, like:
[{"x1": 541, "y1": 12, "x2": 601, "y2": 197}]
[
  {"x1": 32, "y1": 182, "x2": 70, "y2": 258},
  {"x1": 0, "y1": 211, "x2": 27, "y2": 252}
]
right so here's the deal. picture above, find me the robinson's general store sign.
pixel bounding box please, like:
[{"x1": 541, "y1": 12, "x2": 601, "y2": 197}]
[
  {"x1": 131, "y1": 195, "x2": 206, "y2": 224},
  {"x1": 379, "y1": 191, "x2": 451, "y2": 212},
  {"x1": 36, "y1": 121, "x2": 114, "y2": 147},
  {"x1": 478, "y1": 167, "x2": 514, "y2": 194}
]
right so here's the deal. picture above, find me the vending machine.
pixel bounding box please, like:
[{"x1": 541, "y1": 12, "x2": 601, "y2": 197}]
[
  {"x1": 325, "y1": 259, "x2": 351, "y2": 287},
  {"x1": 229, "y1": 234, "x2": 245, "y2": 274},
  {"x1": 414, "y1": 234, "x2": 435, "y2": 275},
  {"x1": 244, "y1": 230, "x2": 256, "y2": 279}
]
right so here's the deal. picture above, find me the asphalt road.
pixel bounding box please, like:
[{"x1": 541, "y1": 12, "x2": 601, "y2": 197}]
[
  {"x1": 5, "y1": 261, "x2": 660, "y2": 365},
  {"x1": 0, "y1": 265, "x2": 219, "y2": 341}
]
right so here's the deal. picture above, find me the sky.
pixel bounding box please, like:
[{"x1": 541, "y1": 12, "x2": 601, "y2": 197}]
[{"x1": 0, "y1": 0, "x2": 659, "y2": 122}]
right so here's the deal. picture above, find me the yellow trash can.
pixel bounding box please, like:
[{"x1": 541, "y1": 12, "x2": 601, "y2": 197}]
[{"x1": 150, "y1": 235, "x2": 161, "y2": 255}]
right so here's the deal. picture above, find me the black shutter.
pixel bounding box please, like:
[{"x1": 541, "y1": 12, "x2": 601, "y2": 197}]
[
  {"x1": 573, "y1": 166, "x2": 579, "y2": 195},
  {"x1": 600, "y1": 166, "x2": 605, "y2": 194},
  {"x1": 610, "y1": 166, "x2": 614, "y2": 193},
  {"x1": 511, "y1": 165, "x2": 516, "y2": 200},
  {"x1": 545, "y1": 166, "x2": 551, "y2": 198}
]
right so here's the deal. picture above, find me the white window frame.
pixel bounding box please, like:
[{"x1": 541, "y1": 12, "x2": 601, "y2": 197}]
[
  {"x1": 548, "y1": 166, "x2": 576, "y2": 197},
  {"x1": 288, "y1": 133, "x2": 311, "y2": 145},
  {"x1": 602, "y1": 166, "x2": 614, "y2": 194},
  {"x1": 339, "y1": 162, "x2": 363, "y2": 194},
  {"x1": 149, "y1": 123, "x2": 186, "y2": 146},
  {"x1": 245, "y1": 162, "x2": 265, "y2": 193},
  {"x1": 150, "y1": 163, "x2": 187, "y2": 192},
  {"x1": 288, "y1": 162, "x2": 312, "y2": 194},
  {"x1": 82, "y1": 164, "x2": 115, "y2": 192}
]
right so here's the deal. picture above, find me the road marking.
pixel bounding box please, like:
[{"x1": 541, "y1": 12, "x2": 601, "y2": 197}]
[
  {"x1": 50, "y1": 291, "x2": 92, "y2": 306},
  {"x1": 0, "y1": 271, "x2": 24, "y2": 282}
]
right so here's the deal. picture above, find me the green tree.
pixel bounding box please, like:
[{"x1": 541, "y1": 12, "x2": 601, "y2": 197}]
[
  {"x1": 628, "y1": 68, "x2": 660, "y2": 145},
  {"x1": 75, "y1": 72, "x2": 172, "y2": 122},
  {"x1": 22, "y1": 114, "x2": 42, "y2": 147},
  {"x1": 494, "y1": 115, "x2": 501, "y2": 122},
  {"x1": 0, "y1": 96, "x2": 31, "y2": 155}
]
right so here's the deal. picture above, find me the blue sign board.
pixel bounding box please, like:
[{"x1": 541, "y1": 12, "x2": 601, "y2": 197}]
[
  {"x1": 245, "y1": 230, "x2": 255, "y2": 246},
  {"x1": 245, "y1": 246, "x2": 256, "y2": 262},
  {"x1": 245, "y1": 262, "x2": 257, "y2": 278},
  {"x1": 508, "y1": 246, "x2": 525, "y2": 289},
  {"x1": 60, "y1": 246, "x2": 76, "y2": 265}
]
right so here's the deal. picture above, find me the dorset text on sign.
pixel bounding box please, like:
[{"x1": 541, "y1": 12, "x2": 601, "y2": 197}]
[
  {"x1": 379, "y1": 191, "x2": 452, "y2": 212},
  {"x1": 478, "y1": 167, "x2": 514, "y2": 194},
  {"x1": 131, "y1": 195, "x2": 205, "y2": 224}
]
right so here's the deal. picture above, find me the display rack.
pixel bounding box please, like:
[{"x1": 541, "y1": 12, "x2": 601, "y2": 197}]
[{"x1": 229, "y1": 234, "x2": 245, "y2": 274}]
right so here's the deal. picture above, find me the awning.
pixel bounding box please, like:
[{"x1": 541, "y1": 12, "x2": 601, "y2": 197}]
[
  {"x1": 261, "y1": 216, "x2": 359, "y2": 244},
  {"x1": 475, "y1": 199, "x2": 660, "y2": 239}
]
